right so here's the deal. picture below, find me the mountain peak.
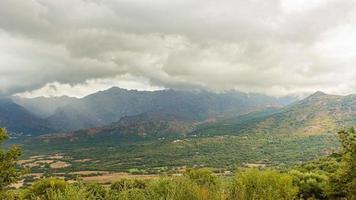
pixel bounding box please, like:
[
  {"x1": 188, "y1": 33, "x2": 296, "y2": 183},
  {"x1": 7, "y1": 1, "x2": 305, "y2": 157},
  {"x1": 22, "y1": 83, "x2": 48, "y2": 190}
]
[{"x1": 309, "y1": 91, "x2": 327, "y2": 98}]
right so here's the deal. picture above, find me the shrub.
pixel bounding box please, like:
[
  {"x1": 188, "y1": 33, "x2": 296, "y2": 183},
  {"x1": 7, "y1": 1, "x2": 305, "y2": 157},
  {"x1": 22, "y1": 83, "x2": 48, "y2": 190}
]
[
  {"x1": 147, "y1": 177, "x2": 200, "y2": 200},
  {"x1": 84, "y1": 183, "x2": 107, "y2": 200},
  {"x1": 111, "y1": 178, "x2": 147, "y2": 193},
  {"x1": 118, "y1": 188, "x2": 146, "y2": 200},
  {"x1": 289, "y1": 170, "x2": 329, "y2": 199},
  {"x1": 184, "y1": 169, "x2": 222, "y2": 200},
  {"x1": 0, "y1": 190, "x2": 22, "y2": 200},
  {"x1": 228, "y1": 169, "x2": 298, "y2": 200},
  {"x1": 44, "y1": 184, "x2": 91, "y2": 200},
  {"x1": 23, "y1": 178, "x2": 68, "y2": 199}
]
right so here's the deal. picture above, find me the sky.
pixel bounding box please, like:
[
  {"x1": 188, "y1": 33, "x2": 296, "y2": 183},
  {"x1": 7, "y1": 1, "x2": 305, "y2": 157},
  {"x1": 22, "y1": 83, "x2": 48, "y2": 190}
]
[{"x1": 1, "y1": 0, "x2": 356, "y2": 98}]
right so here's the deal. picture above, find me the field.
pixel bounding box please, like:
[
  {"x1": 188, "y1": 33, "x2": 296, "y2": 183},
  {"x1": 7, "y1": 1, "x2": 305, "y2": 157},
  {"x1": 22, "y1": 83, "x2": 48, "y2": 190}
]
[{"x1": 17, "y1": 130, "x2": 339, "y2": 174}]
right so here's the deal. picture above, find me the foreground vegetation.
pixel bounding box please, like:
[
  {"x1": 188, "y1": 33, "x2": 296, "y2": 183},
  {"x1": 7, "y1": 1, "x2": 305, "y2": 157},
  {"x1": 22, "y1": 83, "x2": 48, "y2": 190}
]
[{"x1": 1, "y1": 127, "x2": 355, "y2": 199}]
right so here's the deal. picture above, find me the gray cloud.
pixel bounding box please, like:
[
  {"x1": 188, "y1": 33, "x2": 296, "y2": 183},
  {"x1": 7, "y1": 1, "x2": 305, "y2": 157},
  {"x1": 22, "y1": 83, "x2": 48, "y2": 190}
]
[{"x1": 1, "y1": 0, "x2": 356, "y2": 97}]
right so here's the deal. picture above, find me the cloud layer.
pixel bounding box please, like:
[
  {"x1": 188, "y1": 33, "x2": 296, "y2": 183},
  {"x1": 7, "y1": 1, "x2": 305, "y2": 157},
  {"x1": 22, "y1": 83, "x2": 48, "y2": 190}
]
[{"x1": 1, "y1": 0, "x2": 356, "y2": 97}]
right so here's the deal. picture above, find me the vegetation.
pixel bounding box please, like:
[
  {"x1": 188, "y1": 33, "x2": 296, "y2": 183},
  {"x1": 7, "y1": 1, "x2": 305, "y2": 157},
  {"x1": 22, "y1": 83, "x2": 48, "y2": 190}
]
[
  {"x1": 0, "y1": 128, "x2": 22, "y2": 190},
  {"x1": 1, "y1": 127, "x2": 356, "y2": 199},
  {"x1": 20, "y1": 128, "x2": 338, "y2": 173}
]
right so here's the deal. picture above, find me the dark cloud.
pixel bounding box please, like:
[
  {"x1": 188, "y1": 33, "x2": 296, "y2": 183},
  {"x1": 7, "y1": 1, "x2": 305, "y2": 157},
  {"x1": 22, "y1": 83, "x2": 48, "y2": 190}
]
[{"x1": 1, "y1": 0, "x2": 356, "y2": 97}]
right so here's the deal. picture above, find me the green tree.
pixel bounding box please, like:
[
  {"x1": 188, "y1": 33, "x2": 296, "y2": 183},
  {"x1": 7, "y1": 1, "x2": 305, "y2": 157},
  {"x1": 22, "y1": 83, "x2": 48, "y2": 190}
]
[
  {"x1": 0, "y1": 128, "x2": 22, "y2": 191},
  {"x1": 289, "y1": 170, "x2": 329, "y2": 199},
  {"x1": 331, "y1": 128, "x2": 356, "y2": 199}
]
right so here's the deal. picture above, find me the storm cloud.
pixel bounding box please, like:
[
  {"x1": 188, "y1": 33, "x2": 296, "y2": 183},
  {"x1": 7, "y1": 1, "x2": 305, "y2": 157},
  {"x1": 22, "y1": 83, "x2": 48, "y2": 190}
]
[{"x1": 1, "y1": 0, "x2": 356, "y2": 97}]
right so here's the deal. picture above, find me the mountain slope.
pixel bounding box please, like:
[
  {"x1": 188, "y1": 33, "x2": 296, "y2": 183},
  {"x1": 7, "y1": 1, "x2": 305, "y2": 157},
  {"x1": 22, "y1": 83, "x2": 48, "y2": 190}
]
[
  {"x1": 23, "y1": 92, "x2": 343, "y2": 171},
  {"x1": 46, "y1": 87, "x2": 294, "y2": 131},
  {"x1": 194, "y1": 91, "x2": 356, "y2": 137},
  {"x1": 0, "y1": 99, "x2": 54, "y2": 136},
  {"x1": 12, "y1": 96, "x2": 78, "y2": 118},
  {"x1": 36, "y1": 91, "x2": 349, "y2": 142}
]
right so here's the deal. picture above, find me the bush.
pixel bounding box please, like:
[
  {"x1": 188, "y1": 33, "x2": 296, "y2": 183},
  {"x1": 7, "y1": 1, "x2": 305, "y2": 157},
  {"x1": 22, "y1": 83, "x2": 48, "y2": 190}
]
[
  {"x1": 0, "y1": 190, "x2": 22, "y2": 200},
  {"x1": 118, "y1": 188, "x2": 146, "y2": 200},
  {"x1": 184, "y1": 168, "x2": 219, "y2": 188},
  {"x1": 84, "y1": 183, "x2": 107, "y2": 200},
  {"x1": 147, "y1": 177, "x2": 200, "y2": 200},
  {"x1": 44, "y1": 185, "x2": 91, "y2": 200},
  {"x1": 228, "y1": 169, "x2": 298, "y2": 200},
  {"x1": 289, "y1": 170, "x2": 329, "y2": 199},
  {"x1": 23, "y1": 178, "x2": 68, "y2": 199},
  {"x1": 184, "y1": 168, "x2": 222, "y2": 200},
  {"x1": 110, "y1": 178, "x2": 147, "y2": 193}
]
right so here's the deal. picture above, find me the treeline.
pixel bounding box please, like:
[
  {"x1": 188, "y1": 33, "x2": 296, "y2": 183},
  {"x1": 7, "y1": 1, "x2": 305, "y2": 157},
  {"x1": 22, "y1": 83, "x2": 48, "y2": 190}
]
[{"x1": 0, "y1": 128, "x2": 355, "y2": 200}]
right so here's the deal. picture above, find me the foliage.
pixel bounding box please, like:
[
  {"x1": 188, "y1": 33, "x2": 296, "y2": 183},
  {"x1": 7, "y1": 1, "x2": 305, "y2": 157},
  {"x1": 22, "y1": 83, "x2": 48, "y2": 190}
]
[
  {"x1": 146, "y1": 177, "x2": 200, "y2": 200},
  {"x1": 289, "y1": 170, "x2": 329, "y2": 199},
  {"x1": 110, "y1": 178, "x2": 147, "y2": 193},
  {"x1": 228, "y1": 169, "x2": 298, "y2": 200},
  {"x1": 0, "y1": 128, "x2": 22, "y2": 190},
  {"x1": 2, "y1": 125, "x2": 356, "y2": 199},
  {"x1": 184, "y1": 168, "x2": 222, "y2": 200},
  {"x1": 184, "y1": 168, "x2": 219, "y2": 188},
  {"x1": 329, "y1": 128, "x2": 356, "y2": 199},
  {"x1": 23, "y1": 178, "x2": 68, "y2": 199}
]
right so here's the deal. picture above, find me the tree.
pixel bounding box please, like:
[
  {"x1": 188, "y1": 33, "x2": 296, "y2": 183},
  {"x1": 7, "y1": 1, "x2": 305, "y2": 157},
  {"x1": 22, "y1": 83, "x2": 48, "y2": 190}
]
[
  {"x1": 0, "y1": 128, "x2": 22, "y2": 190},
  {"x1": 289, "y1": 170, "x2": 329, "y2": 199},
  {"x1": 331, "y1": 128, "x2": 356, "y2": 199}
]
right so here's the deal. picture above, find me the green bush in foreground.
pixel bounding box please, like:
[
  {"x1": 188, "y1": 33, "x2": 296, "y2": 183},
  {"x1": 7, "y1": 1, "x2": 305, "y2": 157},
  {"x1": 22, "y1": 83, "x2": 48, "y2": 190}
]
[
  {"x1": 147, "y1": 177, "x2": 200, "y2": 200},
  {"x1": 228, "y1": 169, "x2": 298, "y2": 200}
]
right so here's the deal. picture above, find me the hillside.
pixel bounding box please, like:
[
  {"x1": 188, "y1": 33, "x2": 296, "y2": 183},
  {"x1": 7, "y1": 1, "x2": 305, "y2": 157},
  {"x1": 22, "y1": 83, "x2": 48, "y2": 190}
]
[
  {"x1": 12, "y1": 96, "x2": 78, "y2": 118},
  {"x1": 20, "y1": 92, "x2": 345, "y2": 171},
  {"x1": 0, "y1": 99, "x2": 54, "y2": 136},
  {"x1": 15, "y1": 87, "x2": 294, "y2": 131},
  {"x1": 194, "y1": 91, "x2": 356, "y2": 137}
]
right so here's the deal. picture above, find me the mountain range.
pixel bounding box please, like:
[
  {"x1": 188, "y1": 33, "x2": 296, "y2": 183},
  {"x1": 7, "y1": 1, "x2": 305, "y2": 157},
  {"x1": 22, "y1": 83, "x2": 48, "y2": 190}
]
[
  {"x1": 2, "y1": 87, "x2": 294, "y2": 135},
  {"x1": 38, "y1": 91, "x2": 354, "y2": 142},
  {"x1": 0, "y1": 99, "x2": 54, "y2": 136},
  {"x1": 23, "y1": 91, "x2": 350, "y2": 170}
]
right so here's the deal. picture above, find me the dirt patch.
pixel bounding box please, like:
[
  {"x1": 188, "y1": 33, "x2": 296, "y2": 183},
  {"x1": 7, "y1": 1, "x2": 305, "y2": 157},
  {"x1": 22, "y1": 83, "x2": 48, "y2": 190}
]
[
  {"x1": 69, "y1": 171, "x2": 109, "y2": 175},
  {"x1": 74, "y1": 159, "x2": 92, "y2": 163},
  {"x1": 50, "y1": 161, "x2": 71, "y2": 169},
  {"x1": 82, "y1": 173, "x2": 158, "y2": 183},
  {"x1": 48, "y1": 154, "x2": 66, "y2": 160},
  {"x1": 29, "y1": 155, "x2": 45, "y2": 159},
  {"x1": 17, "y1": 159, "x2": 36, "y2": 165},
  {"x1": 11, "y1": 180, "x2": 24, "y2": 189},
  {"x1": 36, "y1": 160, "x2": 55, "y2": 164}
]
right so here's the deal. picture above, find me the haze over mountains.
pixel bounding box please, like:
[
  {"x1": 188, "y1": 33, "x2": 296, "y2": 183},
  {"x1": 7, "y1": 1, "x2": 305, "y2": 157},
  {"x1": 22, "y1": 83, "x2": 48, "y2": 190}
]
[
  {"x1": 0, "y1": 99, "x2": 54, "y2": 135},
  {"x1": 39, "y1": 90, "x2": 356, "y2": 143},
  {"x1": 3, "y1": 86, "x2": 356, "y2": 144},
  {"x1": 1, "y1": 87, "x2": 295, "y2": 135}
]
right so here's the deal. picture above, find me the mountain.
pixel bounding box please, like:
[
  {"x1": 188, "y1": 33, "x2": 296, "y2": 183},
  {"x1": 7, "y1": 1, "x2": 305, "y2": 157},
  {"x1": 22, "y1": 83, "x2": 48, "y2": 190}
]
[
  {"x1": 38, "y1": 112, "x2": 195, "y2": 143},
  {"x1": 0, "y1": 99, "x2": 54, "y2": 136},
  {"x1": 25, "y1": 91, "x2": 344, "y2": 171},
  {"x1": 44, "y1": 87, "x2": 294, "y2": 131},
  {"x1": 194, "y1": 91, "x2": 356, "y2": 137},
  {"x1": 12, "y1": 96, "x2": 78, "y2": 118}
]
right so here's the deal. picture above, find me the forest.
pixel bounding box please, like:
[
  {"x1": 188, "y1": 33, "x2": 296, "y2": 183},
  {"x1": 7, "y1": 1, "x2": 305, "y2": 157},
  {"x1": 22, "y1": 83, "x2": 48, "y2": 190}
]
[{"x1": 0, "y1": 127, "x2": 355, "y2": 200}]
